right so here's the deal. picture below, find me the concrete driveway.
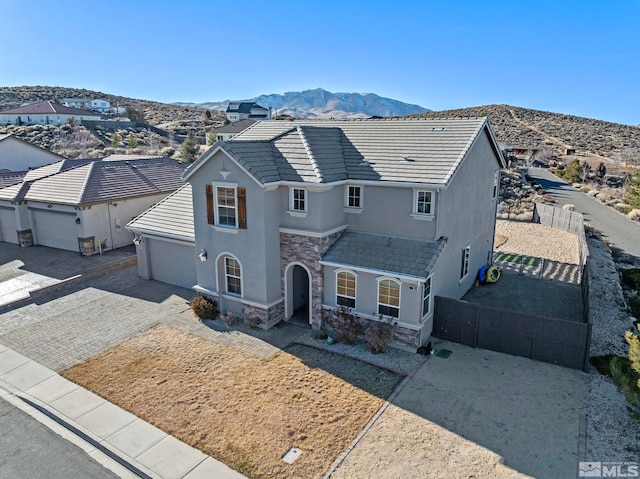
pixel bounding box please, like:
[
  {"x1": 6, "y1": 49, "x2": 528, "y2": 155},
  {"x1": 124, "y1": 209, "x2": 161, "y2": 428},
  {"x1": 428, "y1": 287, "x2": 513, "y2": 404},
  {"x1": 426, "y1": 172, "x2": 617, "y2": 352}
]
[
  {"x1": 332, "y1": 340, "x2": 587, "y2": 479},
  {"x1": 0, "y1": 243, "x2": 136, "y2": 308}
]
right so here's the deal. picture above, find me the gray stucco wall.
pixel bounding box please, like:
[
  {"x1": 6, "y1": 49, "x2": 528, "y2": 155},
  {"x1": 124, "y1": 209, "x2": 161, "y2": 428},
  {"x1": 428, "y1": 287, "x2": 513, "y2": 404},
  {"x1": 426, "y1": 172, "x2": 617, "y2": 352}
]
[
  {"x1": 344, "y1": 184, "x2": 438, "y2": 240},
  {"x1": 279, "y1": 185, "x2": 346, "y2": 232},
  {"x1": 431, "y1": 129, "x2": 500, "y2": 310}
]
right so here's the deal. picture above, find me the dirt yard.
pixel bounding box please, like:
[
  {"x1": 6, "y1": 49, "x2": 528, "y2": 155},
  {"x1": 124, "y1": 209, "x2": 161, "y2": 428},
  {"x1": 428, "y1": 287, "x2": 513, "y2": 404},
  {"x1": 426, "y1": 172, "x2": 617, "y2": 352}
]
[{"x1": 61, "y1": 324, "x2": 401, "y2": 479}]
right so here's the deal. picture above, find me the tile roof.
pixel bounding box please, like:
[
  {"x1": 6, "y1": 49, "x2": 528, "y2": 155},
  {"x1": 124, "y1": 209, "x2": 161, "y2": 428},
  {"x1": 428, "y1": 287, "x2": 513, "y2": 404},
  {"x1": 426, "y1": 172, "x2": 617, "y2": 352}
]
[
  {"x1": 322, "y1": 231, "x2": 445, "y2": 279},
  {"x1": 127, "y1": 184, "x2": 194, "y2": 241},
  {"x1": 0, "y1": 171, "x2": 26, "y2": 189},
  {"x1": 0, "y1": 100, "x2": 100, "y2": 116},
  {"x1": 185, "y1": 118, "x2": 503, "y2": 186},
  {"x1": 0, "y1": 157, "x2": 186, "y2": 205},
  {"x1": 226, "y1": 102, "x2": 262, "y2": 113},
  {"x1": 216, "y1": 119, "x2": 257, "y2": 134}
]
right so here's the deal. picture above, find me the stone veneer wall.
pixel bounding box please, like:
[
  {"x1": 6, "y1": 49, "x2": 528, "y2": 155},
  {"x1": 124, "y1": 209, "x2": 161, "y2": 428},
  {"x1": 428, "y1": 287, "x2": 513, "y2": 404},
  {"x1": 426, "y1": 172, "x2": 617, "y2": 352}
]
[
  {"x1": 242, "y1": 301, "x2": 284, "y2": 329},
  {"x1": 321, "y1": 307, "x2": 421, "y2": 349},
  {"x1": 280, "y1": 230, "x2": 345, "y2": 329},
  {"x1": 78, "y1": 236, "x2": 96, "y2": 255}
]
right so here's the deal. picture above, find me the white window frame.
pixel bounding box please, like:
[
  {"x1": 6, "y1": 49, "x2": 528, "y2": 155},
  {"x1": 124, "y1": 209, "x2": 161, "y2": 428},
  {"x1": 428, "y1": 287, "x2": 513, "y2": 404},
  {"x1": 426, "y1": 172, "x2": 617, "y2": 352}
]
[
  {"x1": 411, "y1": 189, "x2": 435, "y2": 220},
  {"x1": 377, "y1": 277, "x2": 401, "y2": 319},
  {"x1": 345, "y1": 185, "x2": 362, "y2": 209},
  {"x1": 336, "y1": 269, "x2": 357, "y2": 308},
  {"x1": 224, "y1": 256, "x2": 242, "y2": 296},
  {"x1": 461, "y1": 245, "x2": 471, "y2": 280},
  {"x1": 422, "y1": 276, "x2": 432, "y2": 319},
  {"x1": 289, "y1": 187, "x2": 308, "y2": 214},
  {"x1": 214, "y1": 183, "x2": 238, "y2": 229}
]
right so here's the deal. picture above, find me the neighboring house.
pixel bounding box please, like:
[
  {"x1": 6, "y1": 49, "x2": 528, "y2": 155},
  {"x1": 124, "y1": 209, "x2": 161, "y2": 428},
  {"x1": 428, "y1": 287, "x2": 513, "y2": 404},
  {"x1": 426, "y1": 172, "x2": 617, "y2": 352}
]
[
  {"x1": 215, "y1": 119, "x2": 256, "y2": 141},
  {"x1": 63, "y1": 98, "x2": 111, "y2": 113},
  {"x1": 0, "y1": 101, "x2": 101, "y2": 126},
  {"x1": 0, "y1": 134, "x2": 63, "y2": 172},
  {"x1": 225, "y1": 102, "x2": 272, "y2": 122},
  {"x1": 180, "y1": 117, "x2": 505, "y2": 350},
  {"x1": 127, "y1": 184, "x2": 196, "y2": 288},
  {"x1": 0, "y1": 157, "x2": 186, "y2": 252}
]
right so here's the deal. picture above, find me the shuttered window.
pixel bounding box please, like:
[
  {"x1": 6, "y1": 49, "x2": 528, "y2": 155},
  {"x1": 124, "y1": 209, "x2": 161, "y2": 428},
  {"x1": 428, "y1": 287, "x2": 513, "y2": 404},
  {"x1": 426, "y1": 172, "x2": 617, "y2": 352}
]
[{"x1": 206, "y1": 184, "x2": 214, "y2": 225}]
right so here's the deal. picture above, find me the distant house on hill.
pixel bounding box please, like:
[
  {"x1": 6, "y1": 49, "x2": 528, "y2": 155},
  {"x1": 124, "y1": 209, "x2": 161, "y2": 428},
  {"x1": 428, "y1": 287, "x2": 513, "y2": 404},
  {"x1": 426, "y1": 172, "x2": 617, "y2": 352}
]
[
  {"x1": 215, "y1": 119, "x2": 256, "y2": 141},
  {"x1": 0, "y1": 101, "x2": 101, "y2": 126},
  {"x1": 0, "y1": 134, "x2": 63, "y2": 172},
  {"x1": 226, "y1": 102, "x2": 271, "y2": 122},
  {"x1": 62, "y1": 98, "x2": 111, "y2": 114}
]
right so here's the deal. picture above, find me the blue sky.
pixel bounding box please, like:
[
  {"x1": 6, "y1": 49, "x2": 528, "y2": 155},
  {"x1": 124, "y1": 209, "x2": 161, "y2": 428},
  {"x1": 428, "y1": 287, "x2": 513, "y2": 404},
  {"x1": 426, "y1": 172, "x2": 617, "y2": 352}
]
[{"x1": 1, "y1": 0, "x2": 638, "y2": 124}]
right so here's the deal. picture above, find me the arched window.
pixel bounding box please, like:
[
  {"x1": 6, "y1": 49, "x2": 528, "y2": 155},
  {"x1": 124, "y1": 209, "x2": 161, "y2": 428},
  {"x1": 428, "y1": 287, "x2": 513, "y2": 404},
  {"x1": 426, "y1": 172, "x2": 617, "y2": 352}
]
[
  {"x1": 378, "y1": 278, "x2": 400, "y2": 318},
  {"x1": 225, "y1": 256, "x2": 241, "y2": 295},
  {"x1": 336, "y1": 270, "x2": 356, "y2": 308}
]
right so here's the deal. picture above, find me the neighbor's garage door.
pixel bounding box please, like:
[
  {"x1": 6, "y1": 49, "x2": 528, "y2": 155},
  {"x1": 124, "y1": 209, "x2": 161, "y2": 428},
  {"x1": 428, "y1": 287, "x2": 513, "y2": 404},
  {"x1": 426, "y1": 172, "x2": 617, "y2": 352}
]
[
  {"x1": 148, "y1": 238, "x2": 196, "y2": 288},
  {"x1": 0, "y1": 207, "x2": 17, "y2": 243},
  {"x1": 31, "y1": 209, "x2": 78, "y2": 251}
]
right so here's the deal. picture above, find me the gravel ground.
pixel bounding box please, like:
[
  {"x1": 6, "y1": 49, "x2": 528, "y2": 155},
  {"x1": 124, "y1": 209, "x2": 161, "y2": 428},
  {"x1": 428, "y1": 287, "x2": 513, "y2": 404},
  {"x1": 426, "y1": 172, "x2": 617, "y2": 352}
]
[
  {"x1": 496, "y1": 219, "x2": 580, "y2": 264},
  {"x1": 584, "y1": 237, "x2": 640, "y2": 461}
]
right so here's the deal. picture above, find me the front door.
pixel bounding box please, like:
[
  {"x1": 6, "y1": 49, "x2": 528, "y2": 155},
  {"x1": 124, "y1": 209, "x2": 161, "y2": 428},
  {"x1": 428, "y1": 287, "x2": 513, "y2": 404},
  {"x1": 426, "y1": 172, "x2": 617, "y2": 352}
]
[{"x1": 286, "y1": 263, "x2": 310, "y2": 325}]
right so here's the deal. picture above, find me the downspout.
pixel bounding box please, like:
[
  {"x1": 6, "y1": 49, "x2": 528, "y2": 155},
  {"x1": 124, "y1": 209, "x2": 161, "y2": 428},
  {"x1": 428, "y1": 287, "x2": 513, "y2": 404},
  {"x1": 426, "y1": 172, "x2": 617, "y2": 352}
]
[{"x1": 106, "y1": 203, "x2": 114, "y2": 252}]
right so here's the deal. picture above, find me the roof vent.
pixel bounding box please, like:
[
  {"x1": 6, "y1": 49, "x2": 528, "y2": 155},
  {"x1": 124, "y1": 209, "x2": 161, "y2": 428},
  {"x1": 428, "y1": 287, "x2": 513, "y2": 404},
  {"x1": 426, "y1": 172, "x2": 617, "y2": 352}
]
[
  {"x1": 401, "y1": 156, "x2": 414, "y2": 162},
  {"x1": 431, "y1": 127, "x2": 445, "y2": 131},
  {"x1": 359, "y1": 158, "x2": 371, "y2": 166}
]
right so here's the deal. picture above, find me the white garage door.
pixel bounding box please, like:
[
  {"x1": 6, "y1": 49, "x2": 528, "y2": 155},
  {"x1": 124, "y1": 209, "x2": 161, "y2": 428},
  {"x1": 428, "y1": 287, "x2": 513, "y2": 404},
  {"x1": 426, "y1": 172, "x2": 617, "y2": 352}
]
[
  {"x1": 32, "y1": 209, "x2": 79, "y2": 251},
  {"x1": 148, "y1": 238, "x2": 196, "y2": 288},
  {"x1": 0, "y1": 207, "x2": 17, "y2": 243}
]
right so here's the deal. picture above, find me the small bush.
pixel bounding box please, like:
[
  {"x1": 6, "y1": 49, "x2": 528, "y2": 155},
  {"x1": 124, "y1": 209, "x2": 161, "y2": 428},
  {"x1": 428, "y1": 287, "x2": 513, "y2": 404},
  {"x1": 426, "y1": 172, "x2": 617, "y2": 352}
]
[
  {"x1": 327, "y1": 306, "x2": 361, "y2": 345},
  {"x1": 610, "y1": 355, "x2": 640, "y2": 410},
  {"x1": 590, "y1": 354, "x2": 616, "y2": 376},
  {"x1": 562, "y1": 204, "x2": 575, "y2": 211},
  {"x1": 622, "y1": 269, "x2": 640, "y2": 291},
  {"x1": 222, "y1": 311, "x2": 238, "y2": 326},
  {"x1": 249, "y1": 316, "x2": 262, "y2": 329},
  {"x1": 191, "y1": 296, "x2": 219, "y2": 319},
  {"x1": 629, "y1": 209, "x2": 640, "y2": 221},
  {"x1": 614, "y1": 203, "x2": 633, "y2": 214},
  {"x1": 364, "y1": 323, "x2": 394, "y2": 354},
  {"x1": 313, "y1": 329, "x2": 329, "y2": 340},
  {"x1": 580, "y1": 186, "x2": 591, "y2": 193},
  {"x1": 629, "y1": 297, "x2": 640, "y2": 320}
]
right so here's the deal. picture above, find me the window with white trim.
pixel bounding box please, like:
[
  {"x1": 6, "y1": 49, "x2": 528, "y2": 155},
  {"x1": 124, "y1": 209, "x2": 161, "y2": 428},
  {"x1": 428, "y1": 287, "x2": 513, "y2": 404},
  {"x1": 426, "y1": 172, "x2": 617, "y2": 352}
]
[
  {"x1": 225, "y1": 257, "x2": 242, "y2": 295},
  {"x1": 216, "y1": 186, "x2": 237, "y2": 227},
  {"x1": 336, "y1": 271, "x2": 356, "y2": 308},
  {"x1": 461, "y1": 245, "x2": 471, "y2": 279},
  {"x1": 422, "y1": 276, "x2": 432, "y2": 317},
  {"x1": 291, "y1": 188, "x2": 306, "y2": 212},
  {"x1": 415, "y1": 190, "x2": 432, "y2": 215},
  {"x1": 378, "y1": 278, "x2": 400, "y2": 318},
  {"x1": 346, "y1": 185, "x2": 362, "y2": 208}
]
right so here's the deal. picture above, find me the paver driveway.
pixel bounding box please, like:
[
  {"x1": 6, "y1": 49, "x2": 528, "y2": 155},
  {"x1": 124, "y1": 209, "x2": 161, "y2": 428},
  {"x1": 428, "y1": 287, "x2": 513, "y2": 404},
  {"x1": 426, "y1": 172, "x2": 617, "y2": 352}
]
[{"x1": 0, "y1": 267, "x2": 194, "y2": 371}]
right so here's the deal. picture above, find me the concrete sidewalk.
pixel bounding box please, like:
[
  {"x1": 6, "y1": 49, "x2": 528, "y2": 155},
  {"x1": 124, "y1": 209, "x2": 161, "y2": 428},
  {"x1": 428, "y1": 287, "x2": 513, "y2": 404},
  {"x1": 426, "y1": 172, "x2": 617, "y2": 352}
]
[{"x1": 0, "y1": 344, "x2": 246, "y2": 479}]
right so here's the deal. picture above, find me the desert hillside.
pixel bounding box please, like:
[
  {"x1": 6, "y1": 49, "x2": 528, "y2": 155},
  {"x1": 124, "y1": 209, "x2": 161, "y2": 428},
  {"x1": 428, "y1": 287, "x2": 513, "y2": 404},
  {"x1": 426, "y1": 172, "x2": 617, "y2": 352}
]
[{"x1": 416, "y1": 105, "x2": 640, "y2": 167}]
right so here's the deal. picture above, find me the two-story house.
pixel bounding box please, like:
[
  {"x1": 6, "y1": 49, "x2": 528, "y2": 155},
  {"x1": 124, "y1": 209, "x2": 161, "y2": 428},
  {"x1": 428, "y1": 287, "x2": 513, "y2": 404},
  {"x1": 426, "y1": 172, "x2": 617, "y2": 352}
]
[
  {"x1": 225, "y1": 102, "x2": 272, "y2": 123},
  {"x1": 62, "y1": 98, "x2": 111, "y2": 113},
  {"x1": 179, "y1": 118, "x2": 504, "y2": 350}
]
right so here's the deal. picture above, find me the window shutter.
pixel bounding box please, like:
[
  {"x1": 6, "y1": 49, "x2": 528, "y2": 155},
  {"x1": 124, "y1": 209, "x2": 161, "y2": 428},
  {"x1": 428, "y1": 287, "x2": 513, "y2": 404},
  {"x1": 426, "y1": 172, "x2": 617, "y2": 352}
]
[
  {"x1": 206, "y1": 184, "x2": 214, "y2": 225},
  {"x1": 237, "y1": 187, "x2": 247, "y2": 229}
]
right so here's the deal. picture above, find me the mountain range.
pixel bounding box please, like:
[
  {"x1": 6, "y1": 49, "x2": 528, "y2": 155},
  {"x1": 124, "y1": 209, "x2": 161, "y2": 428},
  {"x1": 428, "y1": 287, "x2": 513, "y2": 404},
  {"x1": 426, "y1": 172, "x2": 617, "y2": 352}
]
[{"x1": 174, "y1": 88, "x2": 431, "y2": 119}]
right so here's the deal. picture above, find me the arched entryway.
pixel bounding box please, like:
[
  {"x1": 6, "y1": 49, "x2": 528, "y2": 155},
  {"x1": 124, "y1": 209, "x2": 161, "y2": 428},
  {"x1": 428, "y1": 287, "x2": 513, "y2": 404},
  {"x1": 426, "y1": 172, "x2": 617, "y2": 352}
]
[{"x1": 284, "y1": 262, "x2": 311, "y2": 325}]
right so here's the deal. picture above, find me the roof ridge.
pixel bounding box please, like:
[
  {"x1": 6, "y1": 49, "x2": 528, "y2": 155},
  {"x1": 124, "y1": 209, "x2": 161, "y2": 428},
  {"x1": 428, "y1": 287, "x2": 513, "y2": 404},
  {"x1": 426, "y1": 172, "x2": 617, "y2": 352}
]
[
  {"x1": 77, "y1": 161, "x2": 95, "y2": 203},
  {"x1": 296, "y1": 126, "x2": 323, "y2": 182}
]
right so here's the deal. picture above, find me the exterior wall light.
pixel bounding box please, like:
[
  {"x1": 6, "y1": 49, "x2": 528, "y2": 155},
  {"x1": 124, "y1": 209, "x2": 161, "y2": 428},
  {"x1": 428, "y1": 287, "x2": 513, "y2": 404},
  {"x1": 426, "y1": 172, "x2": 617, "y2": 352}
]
[
  {"x1": 199, "y1": 249, "x2": 208, "y2": 262},
  {"x1": 133, "y1": 234, "x2": 143, "y2": 246},
  {"x1": 75, "y1": 217, "x2": 81, "y2": 225}
]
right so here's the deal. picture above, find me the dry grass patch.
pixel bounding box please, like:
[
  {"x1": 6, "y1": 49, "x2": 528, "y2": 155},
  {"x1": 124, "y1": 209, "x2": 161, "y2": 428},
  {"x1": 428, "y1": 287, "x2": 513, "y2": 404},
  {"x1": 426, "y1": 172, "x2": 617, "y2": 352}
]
[{"x1": 61, "y1": 324, "x2": 401, "y2": 478}]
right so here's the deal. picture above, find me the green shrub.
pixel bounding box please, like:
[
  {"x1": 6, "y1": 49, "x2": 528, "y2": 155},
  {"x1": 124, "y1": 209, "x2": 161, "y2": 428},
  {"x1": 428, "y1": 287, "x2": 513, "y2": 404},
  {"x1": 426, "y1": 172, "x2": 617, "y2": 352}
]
[
  {"x1": 327, "y1": 306, "x2": 361, "y2": 345},
  {"x1": 590, "y1": 354, "x2": 616, "y2": 376},
  {"x1": 610, "y1": 355, "x2": 640, "y2": 410},
  {"x1": 629, "y1": 297, "x2": 640, "y2": 320},
  {"x1": 191, "y1": 296, "x2": 219, "y2": 319},
  {"x1": 622, "y1": 269, "x2": 640, "y2": 292}
]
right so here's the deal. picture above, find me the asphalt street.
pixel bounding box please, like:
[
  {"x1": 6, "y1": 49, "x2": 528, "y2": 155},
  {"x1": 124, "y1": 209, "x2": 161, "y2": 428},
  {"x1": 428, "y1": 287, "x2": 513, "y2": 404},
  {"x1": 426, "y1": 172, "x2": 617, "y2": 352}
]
[
  {"x1": 0, "y1": 396, "x2": 118, "y2": 479},
  {"x1": 528, "y1": 167, "x2": 640, "y2": 258}
]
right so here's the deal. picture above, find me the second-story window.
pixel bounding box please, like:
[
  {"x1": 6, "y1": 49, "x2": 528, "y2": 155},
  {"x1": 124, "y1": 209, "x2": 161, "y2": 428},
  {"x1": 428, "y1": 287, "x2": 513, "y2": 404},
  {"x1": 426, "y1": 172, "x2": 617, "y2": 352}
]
[
  {"x1": 416, "y1": 190, "x2": 432, "y2": 214},
  {"x1": 292, "y1": 188, "x2": 306, "y2": 212},
  {"x1": 347, "y1": 186, "x2": 361, "y2": 208},
  {"x1": 216, "y1": 186, "x2": 237, "y2": 227},
  {"x1": 206, "y1": 184, "x2": 247, "y2": 229}
]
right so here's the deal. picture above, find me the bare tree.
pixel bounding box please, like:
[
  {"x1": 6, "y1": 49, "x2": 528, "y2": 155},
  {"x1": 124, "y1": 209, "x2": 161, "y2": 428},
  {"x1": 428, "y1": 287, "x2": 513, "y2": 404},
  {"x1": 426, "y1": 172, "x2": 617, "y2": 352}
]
[
  {"x1": 535, "y1": 146, "x2": 552, "y2": 165},
  {"x1": 56, "y1": 126, "x2": 100, "y2": 158},
  {"x1": 579, "y1": 161, "x2": 592, "y2": 183}
]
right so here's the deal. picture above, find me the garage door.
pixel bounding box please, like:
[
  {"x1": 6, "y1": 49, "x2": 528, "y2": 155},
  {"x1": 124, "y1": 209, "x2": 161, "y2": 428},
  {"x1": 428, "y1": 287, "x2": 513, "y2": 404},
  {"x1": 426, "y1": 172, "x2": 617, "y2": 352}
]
[
  {"x1": 0, "y1": 207, "x2": 17, "y2": 243},
  {"x1": 148, "y1": 238, "x2": 196, "y2": 288},
  {"x1": 32, "y1": 209, "x2": 79, "y2": 251}
]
